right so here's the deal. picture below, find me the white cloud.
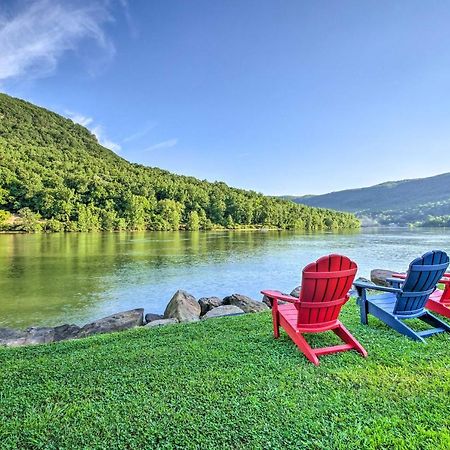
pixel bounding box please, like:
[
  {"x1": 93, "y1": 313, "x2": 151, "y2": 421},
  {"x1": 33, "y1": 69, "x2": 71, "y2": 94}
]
[
  {"x1": 144, "y1": 139, "x2": 178, "y2": 151},
  {"x1": 0, "y1": 0, "x2": 114, "y2": 83},
  {"x1": 65, "y1": 110, "x2": 93, "y2": 127},
  {"x1": 66, "y1": 111, "x2": 121, "y2": 153},
  {"x1": 91, "y1": 125, "x2": 121, "y2": 153}
]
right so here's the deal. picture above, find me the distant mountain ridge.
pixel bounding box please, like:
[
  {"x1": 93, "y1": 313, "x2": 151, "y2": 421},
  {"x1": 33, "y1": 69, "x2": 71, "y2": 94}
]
[{"x1": 283, "y1": 172, "x2": 450, "y2": 226}]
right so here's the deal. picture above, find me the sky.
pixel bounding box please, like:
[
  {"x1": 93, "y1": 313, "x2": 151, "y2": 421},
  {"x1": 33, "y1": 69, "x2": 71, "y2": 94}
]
[{"x1": 1, "y1": 0, "x2": 450, "y2": 195}]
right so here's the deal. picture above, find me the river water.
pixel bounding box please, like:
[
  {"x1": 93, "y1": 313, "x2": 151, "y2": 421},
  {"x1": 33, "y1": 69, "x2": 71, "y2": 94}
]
[{"x1": 1, "y1": 228, "x2": 448, "y2": 328}]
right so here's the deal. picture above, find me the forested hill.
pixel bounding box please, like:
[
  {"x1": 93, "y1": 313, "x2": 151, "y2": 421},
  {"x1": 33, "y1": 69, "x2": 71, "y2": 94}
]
[
  {"x1": 0, "y1": 94, "x2": 359, "y2": 232},
  {"x1": 283, "y1": 173, "x2": 450, "y2": 226}
]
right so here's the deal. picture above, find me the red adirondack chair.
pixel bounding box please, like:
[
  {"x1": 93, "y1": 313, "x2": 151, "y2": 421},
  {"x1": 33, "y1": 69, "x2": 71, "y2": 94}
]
[
  {"x1": 261, "y1": 254, "x2": 367, "y2": 366},
  {"x1": 392, "y1": 272, "x2": 450, "y2": 319}
]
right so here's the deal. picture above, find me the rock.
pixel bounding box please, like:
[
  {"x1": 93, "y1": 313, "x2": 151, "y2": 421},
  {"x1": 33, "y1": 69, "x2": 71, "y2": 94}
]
[
  {"x1": 145, "y1": 318, "x2": 178, "y2": 327},
  {"x1": 0, "y1": 324, "x2": 81, "y2": 347},
  {"x1": 0, "y1": 328, "x2": 28, "y2": 347},
  {"x1": 261, "y1": 286, "x2": 299, "y2": 308},
  {"x1": 198, "y1": 297, "x2": 223, "y2": 316},
  {"x1": 349, "y1": 277, "x2": 374, "y2": 296},
  {"x1": 53, "y1": 324, "x2": 81, "y2": 342},
  {"x1": 223, "y1": 294, "x2": 269, "y2": 313},
  {"x1": 24, "y1": 327, "x2": 55, "y2": 345},
  {"x1": 164, "y1": 290, "x2": 200, "y2": 322},
  {"x1": 262, "y1": 293, "x2": 289, "y2": 308},
  {"x1": 371, "y1": 269, "x2": 395, "y2": 287},
  {"x1": 201, "y1": 305, "x2": 245, "y2": 320},
  {"x1": 290, "y1": 286, "x2": 301, "y2": 298},
  {"x1": 78, "y1": 308, "x2": 144, "y2": 338},
  {"x1": 145, "y1": 313, "x2": 164, "y2": 324}
]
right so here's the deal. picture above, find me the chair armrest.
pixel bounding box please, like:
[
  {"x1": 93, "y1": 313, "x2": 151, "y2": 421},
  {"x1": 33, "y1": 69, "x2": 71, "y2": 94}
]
[
  {"x1": 353, "y1": 281, "x2": 402, "y2": 295},
  {"x1": 386, "y1": 277, "x2": 404, "y2": 286},
  {"x1": 392, "y1": 273, "x2": 406, "y2": 279},
  {"x1": 261, "y1": 290, "x2": 299, "y2": 304}
]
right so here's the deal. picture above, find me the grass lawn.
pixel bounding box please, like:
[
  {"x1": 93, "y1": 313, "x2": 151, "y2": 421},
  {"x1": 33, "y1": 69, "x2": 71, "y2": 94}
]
[{"x1": 0, "y1": 302, "x2": 449, "y2": 449}]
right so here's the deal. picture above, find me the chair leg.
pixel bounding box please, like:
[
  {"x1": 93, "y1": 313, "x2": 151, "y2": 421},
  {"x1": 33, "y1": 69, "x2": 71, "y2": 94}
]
[
  {"x1": 271, "y1": 308, "x2": 280, "y2": 339},
  {"x1": 333, "y1": 323, "x2": 368, "y2": 357},
  {"x1": 359, "y1": 298, "x2": 369, "y2": 325},
  {"x1": 292, "y1": 333, "x2": 320, "y2": 366},
  {"x1": 419, "y1": 311, "x2": 450, "y2": 332}
]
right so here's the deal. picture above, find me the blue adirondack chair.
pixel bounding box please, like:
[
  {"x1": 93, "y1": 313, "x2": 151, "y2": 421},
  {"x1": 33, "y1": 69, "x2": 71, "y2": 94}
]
[{"x1": 354, "y1": 250, "x2": 450, "y2": 342}]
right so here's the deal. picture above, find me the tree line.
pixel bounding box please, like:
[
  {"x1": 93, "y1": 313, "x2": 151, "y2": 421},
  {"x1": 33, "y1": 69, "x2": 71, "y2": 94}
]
[{"x1": 0, "y1": 94, "x2": 360, "y2": 232}]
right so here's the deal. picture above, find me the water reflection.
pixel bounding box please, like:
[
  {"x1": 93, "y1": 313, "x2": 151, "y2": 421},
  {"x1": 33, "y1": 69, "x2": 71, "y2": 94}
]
[{"x1": 0, "y1": 228, "x2": 449, "y2": 328}]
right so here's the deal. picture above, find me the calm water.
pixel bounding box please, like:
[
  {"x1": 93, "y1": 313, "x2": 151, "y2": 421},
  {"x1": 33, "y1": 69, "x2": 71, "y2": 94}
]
[{"x1": 1, "y1": 228, "x2": 449, "y2": 328}]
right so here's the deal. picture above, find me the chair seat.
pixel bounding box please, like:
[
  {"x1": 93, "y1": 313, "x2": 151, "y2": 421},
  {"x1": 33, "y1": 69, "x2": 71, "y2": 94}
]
[
  {"x1": 278, "y1": 303, "x2": 298, "y2": 329},
  {"x1": 367, "y1": 293, "x2": 427, "y2": 318},
  {"x1": 366, "y1": 293, "x2": 397, "y2": 314},
  {"x1": 429, "y1": 289, "x2": 450, "y2": 306},
  {"x1": 429, "y1": 290, "x2": 443, "y2": 302}
]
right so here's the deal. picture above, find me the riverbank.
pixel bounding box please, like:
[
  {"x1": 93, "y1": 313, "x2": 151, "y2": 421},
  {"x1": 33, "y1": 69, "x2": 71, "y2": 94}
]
[{"x1": 1, "y1": 307, "x2": 449, "y2": 449}]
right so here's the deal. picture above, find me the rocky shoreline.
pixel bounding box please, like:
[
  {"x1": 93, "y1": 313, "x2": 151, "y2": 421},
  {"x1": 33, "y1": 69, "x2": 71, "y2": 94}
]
[
  {"x1": 0, "y1": 290, "x2": 276, "y2": 348},
  {"x1": 0, "y1": 269, "x2": 392, "y2": 349}
]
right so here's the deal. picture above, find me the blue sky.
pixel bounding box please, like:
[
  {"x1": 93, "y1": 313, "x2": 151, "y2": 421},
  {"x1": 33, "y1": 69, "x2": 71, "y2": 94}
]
[{"x1": 2, "y1": 0, "x2": 450, "y2": 195}]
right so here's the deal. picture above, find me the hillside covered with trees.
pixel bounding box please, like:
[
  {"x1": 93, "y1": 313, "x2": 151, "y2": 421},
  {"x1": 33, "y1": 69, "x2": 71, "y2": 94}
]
[
  {"x1": 283, "y1": 173, "x2": 450, "y2": 227},
  {"x1": 0, "y1": 94, "x2": 359, "y2": 232}
]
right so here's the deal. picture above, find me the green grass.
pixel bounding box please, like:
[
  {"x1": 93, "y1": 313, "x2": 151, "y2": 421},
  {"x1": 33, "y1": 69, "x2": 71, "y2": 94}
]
[{"x1": 1, "y1": 303, "x2": 449, "y2": 449}]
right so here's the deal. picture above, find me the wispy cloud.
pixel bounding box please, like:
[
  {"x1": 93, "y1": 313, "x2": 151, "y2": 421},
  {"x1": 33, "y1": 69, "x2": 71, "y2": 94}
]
[
  {"x1": 117, "y1": 0, "x2": 138, "y2": 39},
  {"x1": 0, "y1": 0, "x2": 114, "y2": 83},
  {"x1": 65, "y1": 110, "x2": 93, "y2": 127},
  {"x1": 66, "y1": 111, "x2": 121, "y2": 153},
  {"x1": 91, "y1": 125, "x2": 121, "y2": 153},
  {"x1": 144, "y1": 139, "x2": 178, "y2": 152},
  {"x1": 123, "y1": 122, "x2": 157, "y2": 143}
]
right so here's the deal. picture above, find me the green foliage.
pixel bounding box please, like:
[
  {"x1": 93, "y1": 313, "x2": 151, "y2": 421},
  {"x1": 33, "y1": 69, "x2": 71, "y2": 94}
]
[
  {"x1": 17, "y1": 207, "x2": 41, "y2": 232},
  {"x1": 0, "y1": 209, "x2": 11, "y2": 225},
  {"x1": 187, "y1": 210, "x2": 200, "y2": 231},
  {"x1": 0, "y1": 93, "x2": 359, "y2": 232},
  {"x1": 43, "y1": 218, "x2": 64, "y2": 232},
  {"x1": 0, "y1": 307, "x2": 449, "y2": 449}
]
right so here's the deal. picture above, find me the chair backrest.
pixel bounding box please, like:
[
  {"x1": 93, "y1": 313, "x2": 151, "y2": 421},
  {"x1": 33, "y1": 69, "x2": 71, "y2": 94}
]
[
  {"x1": 441, "y1": 275, "x2": 450, "y2": 302},
  {"x1": 395, "y1": 250, "x2": 449, "y2": 316},
  {"x1": 297, "y1": 254, "x2": 357, "y2": 325}
]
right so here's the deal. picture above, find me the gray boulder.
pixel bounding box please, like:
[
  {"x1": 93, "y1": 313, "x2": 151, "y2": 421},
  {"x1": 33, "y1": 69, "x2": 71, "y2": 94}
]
[
  {"x1": 198, "y1": 297, "x2": 223, "y2": 316},
  {"x1": 0, "y1": 324, "x2": 82, "y2": 347},
  {"x1": 53, "y1": 324, "x2": 81, "y2": 342},
  {"x1": 223, "y1": 294, "x2": 269, "y2": 313},
  {"x1": 201, "y1": 305, "x2": 245, "y2": 320},
  {"x1": 145, "y1": 313, "x2": 164, "y2": 324},
  {"x1": 145, "y1": 318, "x2": 178, "y2": 327},
  {"x1": 290, "y1": 286, "x2": 301, "y2": 298},
  {"x1": 78, "y1": 308, "x2": 144, "y2": 338},
  {"x1": 371, "y1": 269, "x2": 395, "y2": 287},
  {"x1": 262, "y1": 292, "x2": 289, "y2": 308},
  {"x1": 0, "y1": 328, "x2": 28, "y2": 347},
  {"x1": 350, "y1": 277, "x2": 375, "y2": 297},
  {"x1": 164, "y1": 290, "x2": 200, "y2": 322},
  {"x1": 24, "y1": 327, "x2": 55, "y2": 345}
]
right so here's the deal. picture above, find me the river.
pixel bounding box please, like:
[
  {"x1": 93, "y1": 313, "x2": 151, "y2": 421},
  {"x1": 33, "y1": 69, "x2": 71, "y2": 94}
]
[{"x1": 1, "y1": 228, "x2": 449, "y2": 328}]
